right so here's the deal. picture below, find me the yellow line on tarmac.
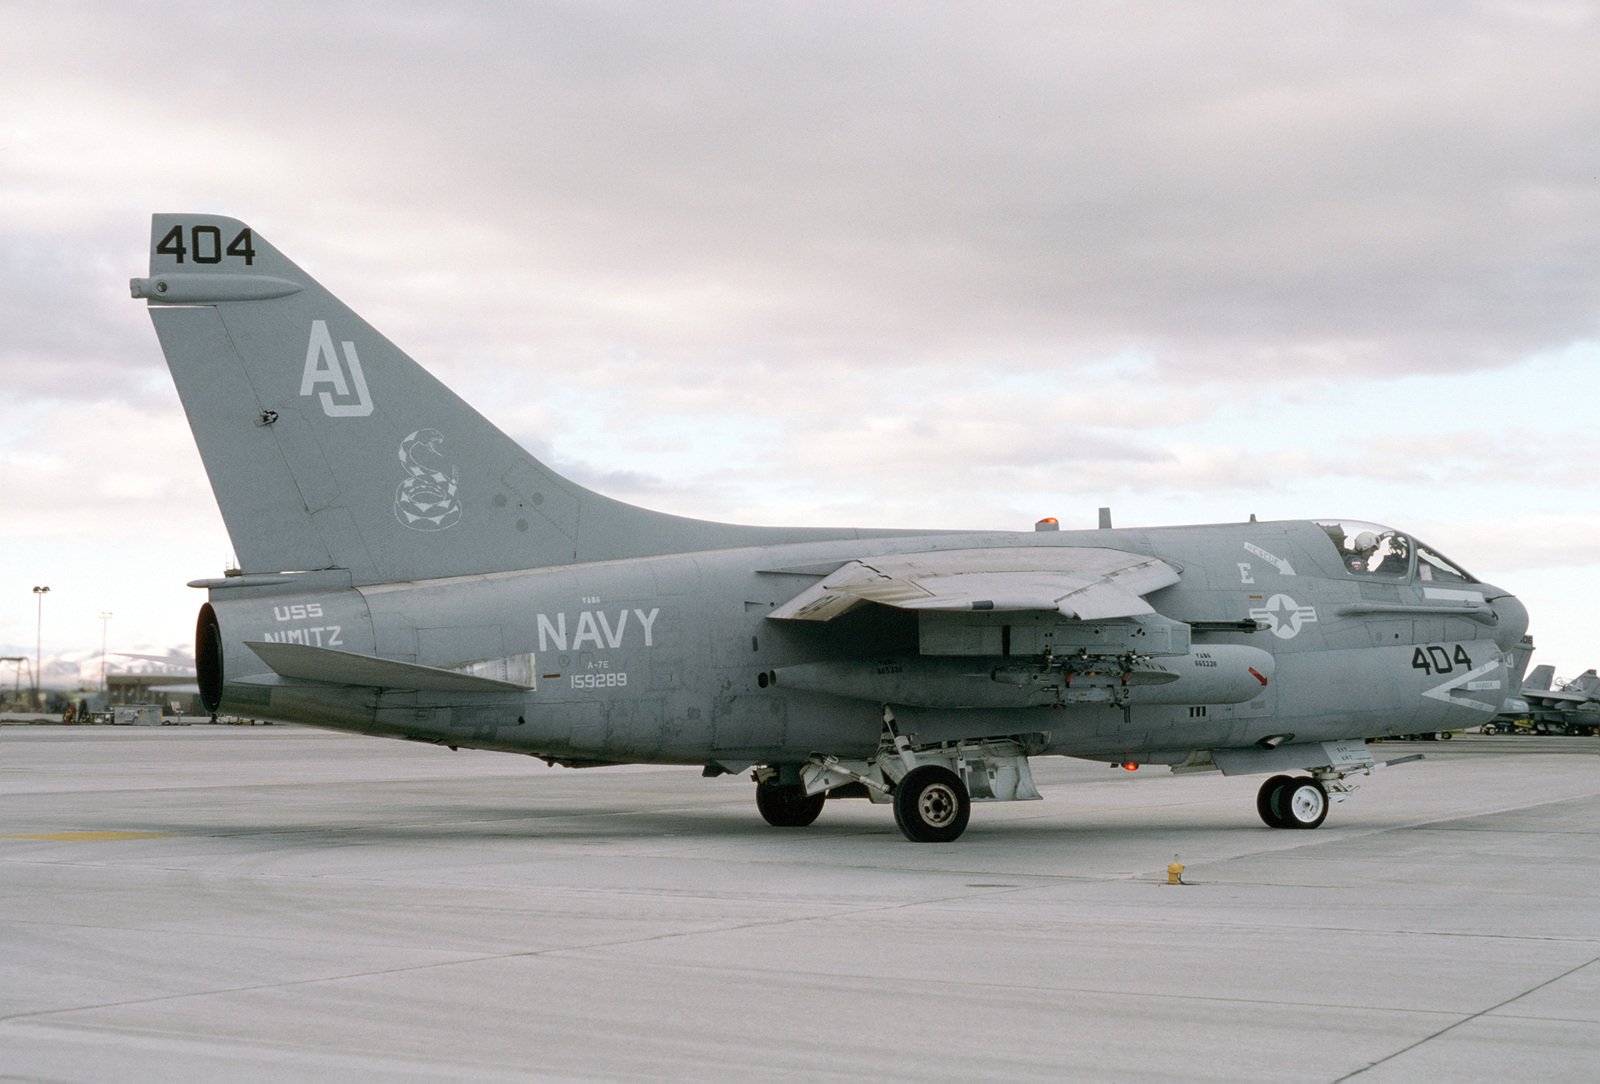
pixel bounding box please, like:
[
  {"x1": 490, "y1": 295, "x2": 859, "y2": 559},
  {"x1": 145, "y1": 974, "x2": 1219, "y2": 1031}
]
[{"x1": 2, "y1": 831, "x2": 176, "y2": 841}]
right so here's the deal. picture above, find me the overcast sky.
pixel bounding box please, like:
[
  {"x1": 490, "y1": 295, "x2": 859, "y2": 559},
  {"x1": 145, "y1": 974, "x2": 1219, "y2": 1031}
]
[{"x1": 3, "y1": 0, "x2": 1598, "y2": 688}]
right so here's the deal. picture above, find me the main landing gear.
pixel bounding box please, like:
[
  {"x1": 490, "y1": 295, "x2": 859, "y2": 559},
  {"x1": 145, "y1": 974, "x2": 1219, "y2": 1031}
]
[
  {"x1": 891, "y1": 765, "x2": 971, "y2": 843},
  {"x1": 754, "y1": 760, "x2": 979, "y2": 841},
  {"x1": 752, "y1": 711, "x2": 1041, "y2": 842},
  {"x1": 754, "y1": 778, "x2": 826, "y2": 827},
  {"x1": 1255, "y1": 774, "x2": 1329, "y2": 829}
]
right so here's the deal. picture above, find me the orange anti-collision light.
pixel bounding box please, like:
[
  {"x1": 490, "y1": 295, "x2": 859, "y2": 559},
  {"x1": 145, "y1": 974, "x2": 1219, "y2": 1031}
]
[{"x1": 1121, "y1": 761, "x2": 1139, "y2": 771}]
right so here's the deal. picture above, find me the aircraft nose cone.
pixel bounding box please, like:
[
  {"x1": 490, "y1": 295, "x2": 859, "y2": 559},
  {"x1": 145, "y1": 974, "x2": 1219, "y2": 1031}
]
[{"x1": 1492, "y1": 590, "x2": 1529, "y2": 651}]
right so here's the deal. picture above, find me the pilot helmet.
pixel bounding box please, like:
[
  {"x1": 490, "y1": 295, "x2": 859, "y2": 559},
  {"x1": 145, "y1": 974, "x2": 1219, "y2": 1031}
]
[{"x1": 1353, "y1": 531, "x2": 1378, "y2": 551}]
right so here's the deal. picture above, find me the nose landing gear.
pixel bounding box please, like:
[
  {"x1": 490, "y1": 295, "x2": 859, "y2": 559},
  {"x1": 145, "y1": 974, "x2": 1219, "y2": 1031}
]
[{"x1": 1256, "y1": 774, "x2": 1329, "y2": 829}]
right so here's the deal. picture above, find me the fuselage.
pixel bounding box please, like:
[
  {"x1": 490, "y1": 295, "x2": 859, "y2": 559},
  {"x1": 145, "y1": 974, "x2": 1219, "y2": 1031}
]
[{"x1": 199, "y1": 517, "x2": 1527, "y2": 769}]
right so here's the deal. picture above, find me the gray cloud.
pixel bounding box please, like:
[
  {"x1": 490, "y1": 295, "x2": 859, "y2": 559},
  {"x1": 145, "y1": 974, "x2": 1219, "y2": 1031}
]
[{"x1": 10, "y1": 2, "x2": 1596, "y2": 396}]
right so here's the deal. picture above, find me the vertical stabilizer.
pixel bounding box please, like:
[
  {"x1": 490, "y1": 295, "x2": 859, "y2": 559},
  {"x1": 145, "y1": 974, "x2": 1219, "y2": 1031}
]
[
  {"x1": 1523, "y1": 663, "x2": 1556, "y2": 692},
  {"x1": 134, "y1": 215, "x2": 841, "y2": 582}
]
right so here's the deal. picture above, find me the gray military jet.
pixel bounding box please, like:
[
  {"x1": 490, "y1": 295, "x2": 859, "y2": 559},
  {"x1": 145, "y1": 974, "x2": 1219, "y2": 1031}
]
[
  {"x1": 1500, "y1": 665, "x2": 1600, "y2": 735},
  {"x1": 131, "y1": 215, "x2": 1530, "y2": 841}
]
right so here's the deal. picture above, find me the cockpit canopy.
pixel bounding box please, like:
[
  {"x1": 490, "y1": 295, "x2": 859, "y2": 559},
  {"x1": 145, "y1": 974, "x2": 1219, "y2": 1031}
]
[{"x1": 1317, "y1": 520, "x2": 1476, "y2": 584}]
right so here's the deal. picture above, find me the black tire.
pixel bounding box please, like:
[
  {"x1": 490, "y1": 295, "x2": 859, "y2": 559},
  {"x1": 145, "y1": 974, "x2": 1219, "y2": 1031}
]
[
  {"x1": 1279, "y1": 777, "x2": 1329, "y2": 829},
  {"x1": 892, "y1": 765, "x2": 970, "y2": 842},
  {"x1": 755, "y1": 781, "x2": 825, "y2": 827},
  {"x1": 1481, "y1": 723, "x2": 1498, "y2": 735},
  {"x1": 1256, "y1": 774, "x2": 1293, "y2": 828}
]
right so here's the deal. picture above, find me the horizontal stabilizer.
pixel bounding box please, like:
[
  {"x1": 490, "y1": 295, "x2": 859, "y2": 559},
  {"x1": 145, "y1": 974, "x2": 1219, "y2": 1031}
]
[
  {"x1": 769, "y1": 547, "x2": 1180, "y2": 622},
  {"x1": 245, "y1": 641, "x2": 530, "y2": 692}
]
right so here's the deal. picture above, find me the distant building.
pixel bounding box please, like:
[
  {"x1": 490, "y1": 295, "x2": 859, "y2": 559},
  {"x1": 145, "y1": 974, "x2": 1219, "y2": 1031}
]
[{"x1": 106, "y1": 672, "x2": 199, "y2": 712}]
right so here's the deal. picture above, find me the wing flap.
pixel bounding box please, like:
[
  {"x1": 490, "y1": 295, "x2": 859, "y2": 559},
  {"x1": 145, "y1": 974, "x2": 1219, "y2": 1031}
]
[
  {"x1": 768, "y1": 547, "x2": 1181, "y2": 622},
  {"x1": 245, "y1": 641, "x2": 530, "y2": 692}
]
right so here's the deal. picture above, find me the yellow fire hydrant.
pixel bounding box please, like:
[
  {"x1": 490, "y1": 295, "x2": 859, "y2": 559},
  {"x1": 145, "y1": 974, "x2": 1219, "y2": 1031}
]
[{"x1": 1166, "y1": 855, "x2": 1185, "y2": 885}]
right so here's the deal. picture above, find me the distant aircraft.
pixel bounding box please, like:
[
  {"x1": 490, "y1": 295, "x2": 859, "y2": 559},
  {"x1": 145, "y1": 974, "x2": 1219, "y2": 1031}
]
[
  {"x1": 1492, "y1": 665, "x2": 1600, "y2": 736},
  {"x1": 131, "y1": 215, "x2": 1530, "y2": 841}
]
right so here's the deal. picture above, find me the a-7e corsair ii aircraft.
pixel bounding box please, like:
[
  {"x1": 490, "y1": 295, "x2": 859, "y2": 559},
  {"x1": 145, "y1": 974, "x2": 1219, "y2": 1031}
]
[{"x1": 132, "y1": 215, "x2": 1529, "y2": 842}]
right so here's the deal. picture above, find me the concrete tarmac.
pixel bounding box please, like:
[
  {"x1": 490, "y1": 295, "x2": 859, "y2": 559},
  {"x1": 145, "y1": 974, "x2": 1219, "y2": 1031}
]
[{"x1": 3, "y1": 725, "x2": 1597, "y2": 1081}]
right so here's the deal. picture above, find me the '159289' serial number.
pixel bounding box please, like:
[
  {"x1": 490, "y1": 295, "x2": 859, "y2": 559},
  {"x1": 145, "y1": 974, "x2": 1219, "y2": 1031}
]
[{"x1": 571, "y1": 672, "x2": 628, "y2": 689}]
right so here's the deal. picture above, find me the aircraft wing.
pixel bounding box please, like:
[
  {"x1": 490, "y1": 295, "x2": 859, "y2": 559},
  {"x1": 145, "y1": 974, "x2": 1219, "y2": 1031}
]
[
  {"x1": 768, "y1": 547, "x2": 1181, "y2": 622},
  {"x1": 1521, "y1": 686, "x2": 1590, "y2": 705}
]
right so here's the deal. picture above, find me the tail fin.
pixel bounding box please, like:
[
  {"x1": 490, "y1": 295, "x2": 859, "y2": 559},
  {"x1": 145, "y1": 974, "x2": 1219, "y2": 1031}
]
[
  {"x1": 1523, "y1": 663, "x2": 1556, "y2": 692},
  {"x1": 1570, "y1": 669, "x2": 1599, "y2": 695},
  {"x1": 134, "y1": 215, "x2": 829, "y2": 583}
]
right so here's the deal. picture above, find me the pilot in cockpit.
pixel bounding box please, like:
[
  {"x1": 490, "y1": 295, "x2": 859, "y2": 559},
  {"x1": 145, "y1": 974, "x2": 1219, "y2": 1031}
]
[
  {"x1": 1347, "y1": 531, "x2": 1378, "y2": 573},
  {"x1": 1349, "y1": 530, "x2": 1410, "y2": 576}
]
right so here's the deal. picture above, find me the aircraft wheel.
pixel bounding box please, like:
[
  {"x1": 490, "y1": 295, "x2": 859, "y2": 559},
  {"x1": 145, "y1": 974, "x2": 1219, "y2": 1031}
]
[
  {"x1": 892, "y1": 765, "x2": 970, "y2": 842},
  {"x1": 1280, "y1": 777, "x2": 1329, "y2": 829},
  {"x1": 1256, "y1": 774, "x2": 1293, "y2": 828},
  {"x1": 755, "y1": 780, "x2": 825, "y2": 827},
  {"x1": 1481, "y1": 723, "x2": 1498, "y2": 735}
]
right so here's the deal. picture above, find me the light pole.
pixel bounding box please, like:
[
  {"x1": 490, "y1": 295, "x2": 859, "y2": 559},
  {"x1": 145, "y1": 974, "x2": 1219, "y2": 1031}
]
[
  {"x1": 100, "y1": 611, "x2": 113, "y2": 696},
  {"x1": 32, "y1": 585, "x2": 49, "y2": 710}
]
